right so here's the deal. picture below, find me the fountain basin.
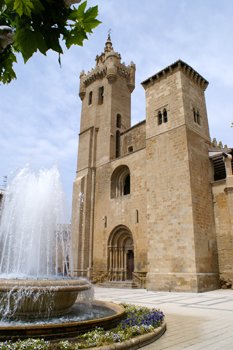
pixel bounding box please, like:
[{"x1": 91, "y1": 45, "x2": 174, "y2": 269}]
[
  {"x1": 0, "y1": 300, "x2": 125, "y2": 341},
  {"x1": 0, "y1": 278, "x2": 91, "y2": 318}
]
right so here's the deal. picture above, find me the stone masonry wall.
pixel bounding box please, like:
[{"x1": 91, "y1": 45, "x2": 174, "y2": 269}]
[
  {"x1": 187, "y1": 128, "x2": 219, "y2": 291},
  {"x1": 212, "y1": 180, "x2": 233, "y2": 285},
  {"x1": 146, "y1": 126, "x2": 197, "y2": 292},
  {"x1": 120, "y1": 121, "x2": 146, "y2": 156},
  {"x1": 92, "y1": 149, "x2": 147, "y2": 281}
]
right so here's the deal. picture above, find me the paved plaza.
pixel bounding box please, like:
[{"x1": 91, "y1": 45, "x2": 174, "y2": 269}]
[{"x1": 94, "y1": 287, "x2": 233, "y2": 350}]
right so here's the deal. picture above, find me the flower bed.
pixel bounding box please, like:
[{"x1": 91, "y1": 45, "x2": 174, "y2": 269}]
[{"x1": 0, "y1": 304, "x2": 164, "y2": 350}]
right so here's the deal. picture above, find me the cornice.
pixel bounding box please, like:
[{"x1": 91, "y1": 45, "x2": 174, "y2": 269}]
[{"x1": 141, "y1": 59, "x2": 209, "y2": 91}]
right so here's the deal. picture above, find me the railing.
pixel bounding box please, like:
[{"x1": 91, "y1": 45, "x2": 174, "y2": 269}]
[{"x1": 132, "y1": 271, "x2": 147, "y2": 289}]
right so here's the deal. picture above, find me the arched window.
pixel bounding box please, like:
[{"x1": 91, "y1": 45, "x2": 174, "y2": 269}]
[
  {"x1": 111, "y1": 165, "x2": 130, "y2": 198},
  {"x1": 116, "y1": 130, "x2": 120, "y2": 158},
  {"x1": 88, "y1": 91, "x2": 92, "y2": 105},
  {"x1": 116, "y1": 114, "x2": 121, "y2": 128},
  {"x1": 158, "y1": 111, "x2": 162, "y2": 125},
  {"x1": 163, "y1": 108, "x2": 168, "y2": 123}
]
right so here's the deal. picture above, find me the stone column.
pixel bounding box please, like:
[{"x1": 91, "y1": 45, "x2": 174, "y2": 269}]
[
  {"x1": 124, "y1": 250, "x2": 127, "y2": 280},
  {"x1": 120, "y1": 247, "x2": 124, "y2": 281},
  {"x1": 109, "y1": 247, "x2": 113, "y2": 280}
]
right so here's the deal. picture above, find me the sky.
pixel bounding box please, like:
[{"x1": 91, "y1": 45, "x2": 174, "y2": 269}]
[{"x1": 1, "y1": 0, "x2": 233, "y2": 213}]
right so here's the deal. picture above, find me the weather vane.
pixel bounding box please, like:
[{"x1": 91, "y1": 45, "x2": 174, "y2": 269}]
[{"x1": 108, "y1": 29, "x2": 112, "y2": 40}]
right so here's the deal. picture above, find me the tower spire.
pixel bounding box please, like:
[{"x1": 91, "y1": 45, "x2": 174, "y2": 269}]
[
  {"x1": 108, "y1": 28, "x2": 112, "y2": 42},
  {"x1": 105, "y1": 29, "x2": 113, "y2": 53}
]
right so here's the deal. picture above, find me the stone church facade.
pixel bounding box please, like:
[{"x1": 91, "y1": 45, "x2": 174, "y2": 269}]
[{"x1": 71, "y1": 36, "x2": 233, "y2": 292}]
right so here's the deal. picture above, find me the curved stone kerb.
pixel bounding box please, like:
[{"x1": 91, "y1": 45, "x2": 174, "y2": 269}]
[{"x1": 88, "y1": 322, "x2": 166, "y2": 350}]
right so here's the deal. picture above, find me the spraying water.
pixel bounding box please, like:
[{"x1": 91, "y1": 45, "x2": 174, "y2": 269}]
[
  {"x1": 0, "y1": 164, "x2": 120, "y2": 337},
  {"x1": 0, "y1": 164, "x2": 73, "y2": 279}
]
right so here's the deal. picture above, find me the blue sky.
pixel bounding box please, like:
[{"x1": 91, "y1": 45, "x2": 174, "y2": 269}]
[{"x1": 1, "y1": 0, "x2": 232, "y2": 212}]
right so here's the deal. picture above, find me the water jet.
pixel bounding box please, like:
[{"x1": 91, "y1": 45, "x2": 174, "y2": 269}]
[{"x1": 0, "y1": 165, "x2": 124, "y2": 341}]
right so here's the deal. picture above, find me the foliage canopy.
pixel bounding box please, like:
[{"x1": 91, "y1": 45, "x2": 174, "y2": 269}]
[{"x1": 0, "y1": 0, "x2": 101, "y2": 84}]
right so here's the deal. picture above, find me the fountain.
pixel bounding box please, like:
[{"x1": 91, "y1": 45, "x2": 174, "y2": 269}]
[{"x1": 0, "y1": 165, "x2": 124, "y2": 341}]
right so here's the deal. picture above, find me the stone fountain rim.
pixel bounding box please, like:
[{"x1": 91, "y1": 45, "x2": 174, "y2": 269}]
[
  {"x1": 0, "y1": 300, "x2": 125, "y2": 331},
  {"x1": 0, "y1": 278, "x2": 91, "y2": 292}
]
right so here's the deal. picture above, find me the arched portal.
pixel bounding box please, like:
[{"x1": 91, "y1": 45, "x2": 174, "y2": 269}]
[{"x1": 107, "y1": 225, "x2": 134, "y2": 281}]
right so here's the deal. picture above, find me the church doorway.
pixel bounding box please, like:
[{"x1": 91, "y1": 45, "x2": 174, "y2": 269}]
[
  {"x1": 107, "y1": 225, "x2": 134, "y2": 281},
  {"x1": 127, "y1": 250, "x2": 134, "y2": 280}
]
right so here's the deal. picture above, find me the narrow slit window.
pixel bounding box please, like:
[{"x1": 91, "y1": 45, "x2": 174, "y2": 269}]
[
  {"x1": 117, "y1": 114, "x2": 121, "y2": 128},
  {"x1": 128, "y1": 146, "x2": 133, "y2": 153},
  {"x1": 197, "y1": 111, "x2": 201, "y2": 125},
  {"x1": 88, "y1": 91, "x2": 92, "y2": 105},
  {"x1": 163, "y1": 108, "x2": 168, "y2": 123},
  {"x1": 158, "y1": 111, "x2": 162, "y2": 125},
  {"x1": 99, "y1": 86, "x2": 104, "y2": 104},
  {"x1": 136, "y1": 209, "x2": 139, "y2": 223},
  {"x1": 193, "y1": 108, "x2": 197, "y2": 123},
  {"x1": 104, "y1": 216, "x2": 107, "y2": 228},
  {"x1": 116, "y1": 130, "x2": 120, "y2": 158}
]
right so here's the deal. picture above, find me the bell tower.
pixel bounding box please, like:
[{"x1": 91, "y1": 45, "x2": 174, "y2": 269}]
[
  {"x1": 142, "y1": 60, "x2": 219, "y2": 292},
  {"x1": 71, "y1": 36, "x2": 135, "y2": 278}
]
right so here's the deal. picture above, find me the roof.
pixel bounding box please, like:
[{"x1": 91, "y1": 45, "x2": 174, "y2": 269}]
[
  {"x1": 141, "y1": 59, "x2": 209, "y2": 91},
  {"x1": 209, "y1": 148, "x2": 233, "y2": 181}
]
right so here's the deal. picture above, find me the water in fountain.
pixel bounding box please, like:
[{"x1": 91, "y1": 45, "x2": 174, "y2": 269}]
[
  {"x1": 0, "y1": 164, "x2": 71, "y2": 279},
  {"x1": 0, "y1": 164, "x2": 122, "y2": 340},
  {"x1": 0, "y1": 164, "x2": 94, "y2": 320}
]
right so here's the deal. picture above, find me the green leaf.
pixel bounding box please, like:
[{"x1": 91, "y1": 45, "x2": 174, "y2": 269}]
[
  {"x1": 0, "y1": 47, "x2": 17, "y2": 84},
  {"x1": 4, "y1": 0, "x2": 15, "y2": 12},
  {"x1": 82, "y1": 5, "x2": 101, "y2": 33},
  {"x1": 15, "y1": 27, "x2": 39, "y2": 61},
  {"x1": 44, "y1": 28, "x2": 63, "y2": 54},
  {"x1": 84, "y1": 4, "x2": 99, "y2": 21},
  {"x1": 13, "y1": 0, "x2": 34, "y2": 17},
  {"x1": 33, "y1": 30, "x2": 47, "y2": 55},
  {"x1": 76, "y1": 0, "x2": 87, "y2": 19},
  {"x1": 64, "y1": 26, "x2": 87, "y2": 49},
  {"x1": 30, "y1": 0, "x2": 44, "y2": 15},
  {"x1": 82, "y1": 18, "x2": 101, "y2": 33},
  {"x1": 1, "y1": 0, "x2": 101, "y2": 83}
]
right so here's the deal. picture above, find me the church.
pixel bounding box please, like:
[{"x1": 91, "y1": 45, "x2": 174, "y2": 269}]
[{"x1": 71, "y1": 36, "x2": 233, "y2": 292}]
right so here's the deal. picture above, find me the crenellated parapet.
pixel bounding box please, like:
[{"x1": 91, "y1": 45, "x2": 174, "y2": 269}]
[
  {"x1": 78, "y1": 35, "x2": 135, "y2": 100},
  {"x1": 211, "y1": 138, "x2": 228, "y2": 150},
  {"x1": 141, "y1": 59, "x2": 208, "y2": 91}
]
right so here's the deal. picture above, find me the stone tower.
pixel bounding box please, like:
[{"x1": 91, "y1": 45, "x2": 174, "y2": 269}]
[
  {"x1": 71, "y1": 36, "x2": 135, "y2": 278},
  {"x1": 142, "y1": 60, "x2": 219, "y2": 292},
  {"x1": 72, "y1": 37, "x2": 221, "y2": 292}
]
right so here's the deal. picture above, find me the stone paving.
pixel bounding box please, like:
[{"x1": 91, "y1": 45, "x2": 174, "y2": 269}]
[{"x1": 94, "y1": 287, "x2": 233, "y2": 350}]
